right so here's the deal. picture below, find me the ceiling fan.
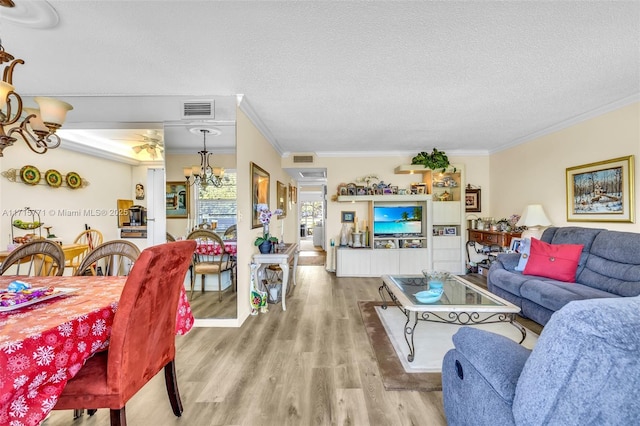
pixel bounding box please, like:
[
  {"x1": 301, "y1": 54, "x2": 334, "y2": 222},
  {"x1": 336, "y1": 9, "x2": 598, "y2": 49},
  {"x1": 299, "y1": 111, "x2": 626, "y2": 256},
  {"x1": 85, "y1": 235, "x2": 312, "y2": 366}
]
[{"x1": 128, "y1": 130, "x2": 164, "y2": 159}]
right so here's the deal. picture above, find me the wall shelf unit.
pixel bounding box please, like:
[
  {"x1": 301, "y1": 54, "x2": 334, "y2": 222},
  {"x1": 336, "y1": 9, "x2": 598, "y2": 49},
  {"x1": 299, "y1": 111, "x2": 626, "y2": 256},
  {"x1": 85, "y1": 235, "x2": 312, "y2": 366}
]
[
  {"x1": 394, "y1": 163, "x2": 466, "y2": 274},
  {"x1": 336, "y1": 194, "x2": 433, "y2": 277},
  {"x1": 334, "y1": 164, "x2": 466, "y2": 276}
]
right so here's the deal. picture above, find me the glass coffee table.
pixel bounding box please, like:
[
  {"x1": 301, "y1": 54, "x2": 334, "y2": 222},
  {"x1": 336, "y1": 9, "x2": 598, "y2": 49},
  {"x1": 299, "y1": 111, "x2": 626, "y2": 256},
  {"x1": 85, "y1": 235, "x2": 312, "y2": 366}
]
[{"x1": 379, "y1": 274, "x2": 526, "y2": 362}]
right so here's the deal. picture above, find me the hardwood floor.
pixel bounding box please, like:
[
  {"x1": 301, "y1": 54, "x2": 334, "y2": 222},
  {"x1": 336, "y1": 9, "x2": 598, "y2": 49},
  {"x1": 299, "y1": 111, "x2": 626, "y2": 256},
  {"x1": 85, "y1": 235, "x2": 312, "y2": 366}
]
[
  {"x1": 189, "y1": 287, "x2": 237, "y2": 319},
  {"x1": 45, "y1": 268, "x2": 488, "y2": 425}
]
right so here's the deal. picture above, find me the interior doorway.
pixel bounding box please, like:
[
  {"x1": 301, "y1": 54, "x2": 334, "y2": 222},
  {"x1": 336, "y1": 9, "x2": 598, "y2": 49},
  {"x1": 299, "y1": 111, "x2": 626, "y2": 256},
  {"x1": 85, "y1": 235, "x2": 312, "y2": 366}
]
[
  {"x1": 283, "y1": 167, "x2": 328, "y2": 265},
  {"x1": 297, "y1": 184, "x2": 326, "y2": 265}
]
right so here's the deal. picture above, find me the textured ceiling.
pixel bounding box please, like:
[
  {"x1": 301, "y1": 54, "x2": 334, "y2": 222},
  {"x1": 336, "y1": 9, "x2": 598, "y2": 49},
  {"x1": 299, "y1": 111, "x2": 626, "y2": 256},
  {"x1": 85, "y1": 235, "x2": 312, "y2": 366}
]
[{"x1": 1, "y1": 1, "x2": 638, "y2": 159}]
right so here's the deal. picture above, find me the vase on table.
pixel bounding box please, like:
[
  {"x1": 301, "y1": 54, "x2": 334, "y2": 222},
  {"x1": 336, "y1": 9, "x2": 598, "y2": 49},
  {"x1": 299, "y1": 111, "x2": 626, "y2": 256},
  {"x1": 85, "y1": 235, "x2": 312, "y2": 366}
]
[{"x1": 258, "y1": 240, "x2": 272, "y2": 254}]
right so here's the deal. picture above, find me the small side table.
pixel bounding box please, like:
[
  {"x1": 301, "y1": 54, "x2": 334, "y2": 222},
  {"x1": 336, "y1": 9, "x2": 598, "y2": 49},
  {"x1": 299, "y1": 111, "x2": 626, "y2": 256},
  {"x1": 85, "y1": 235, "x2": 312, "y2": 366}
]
[{"x1": 252, "y1": 243, "x2": 299, "y2": 311}]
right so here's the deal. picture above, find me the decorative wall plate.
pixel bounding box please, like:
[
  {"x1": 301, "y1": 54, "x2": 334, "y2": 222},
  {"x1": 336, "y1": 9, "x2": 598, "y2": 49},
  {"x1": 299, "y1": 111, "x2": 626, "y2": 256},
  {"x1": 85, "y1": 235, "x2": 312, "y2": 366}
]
[
  {"x1": 65, "y1": 172, "x2": 82, "y2": 189},
  {"x1": 20, "y1": 165, "x2": 41, "y2": 185},
  {"x1": 45, "y1": 169, "x2": 62, "y2": 188}
]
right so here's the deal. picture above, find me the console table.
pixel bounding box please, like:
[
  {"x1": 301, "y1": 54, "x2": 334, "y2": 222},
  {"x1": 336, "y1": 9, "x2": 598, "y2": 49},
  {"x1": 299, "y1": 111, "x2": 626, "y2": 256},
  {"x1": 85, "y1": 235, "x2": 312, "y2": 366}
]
[
  {"x1": 252, "y1": 243, "x2": 299, "y2": 311},
  {"x1": 467, "y1": 229, "x2": 521, "y2": 249}
]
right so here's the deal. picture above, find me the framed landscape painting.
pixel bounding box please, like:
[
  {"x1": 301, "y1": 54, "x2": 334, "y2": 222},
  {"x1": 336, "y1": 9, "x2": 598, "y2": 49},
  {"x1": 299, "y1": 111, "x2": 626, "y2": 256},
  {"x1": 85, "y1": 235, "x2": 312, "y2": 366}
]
[{"x1": 566, "y1": 155, "x2": 634, "y2": 223}]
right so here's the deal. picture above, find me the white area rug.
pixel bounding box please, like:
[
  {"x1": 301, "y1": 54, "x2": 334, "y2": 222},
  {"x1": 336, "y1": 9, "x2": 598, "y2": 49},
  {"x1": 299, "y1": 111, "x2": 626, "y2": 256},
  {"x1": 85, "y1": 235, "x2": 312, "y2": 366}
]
[{"x1": 375, "y1": 306, "x2": 539, "y2": 373}]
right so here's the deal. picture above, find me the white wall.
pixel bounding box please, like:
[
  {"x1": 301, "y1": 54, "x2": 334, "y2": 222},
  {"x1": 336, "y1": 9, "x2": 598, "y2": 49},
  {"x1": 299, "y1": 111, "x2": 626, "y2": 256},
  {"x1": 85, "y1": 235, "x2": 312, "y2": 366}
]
[
  {"x1": 0, "y1": 142, "x2": 133, "y2": 250},
  {"x1": 235, "y1": 107, "x2": 298, "y2": 324},
  {"x1": 490, "y1": 102, "x2": 640, "y2": 232}
]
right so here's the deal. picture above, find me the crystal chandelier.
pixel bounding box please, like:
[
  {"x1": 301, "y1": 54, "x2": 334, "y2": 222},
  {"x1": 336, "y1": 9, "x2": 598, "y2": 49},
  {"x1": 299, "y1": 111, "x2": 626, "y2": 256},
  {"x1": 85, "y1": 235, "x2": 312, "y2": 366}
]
[
  {"x1": 0, "y1": 38, "x2": 73, "y2": 156},
  {"x1": 184, "y1": 129, "x2": 225, "y2": 188}
]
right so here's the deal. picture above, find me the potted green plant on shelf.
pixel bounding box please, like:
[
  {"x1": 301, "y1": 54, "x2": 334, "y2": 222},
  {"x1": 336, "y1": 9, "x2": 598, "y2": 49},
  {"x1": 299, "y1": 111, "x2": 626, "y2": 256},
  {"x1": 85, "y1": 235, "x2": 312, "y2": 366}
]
[{"x1": 411, "y1": 148, "x2": 456, "y2": 172}]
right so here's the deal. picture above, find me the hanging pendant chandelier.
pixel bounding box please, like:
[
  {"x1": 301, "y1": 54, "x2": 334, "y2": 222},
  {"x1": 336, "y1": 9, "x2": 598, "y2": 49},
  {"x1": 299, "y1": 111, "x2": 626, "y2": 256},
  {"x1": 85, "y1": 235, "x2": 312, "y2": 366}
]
[
  {"x1": 0, "y1": 37, "x2": 73, "y2": 156},
  {"x1": 184, "y1": 128, "x2": 225, "y2": 188}
]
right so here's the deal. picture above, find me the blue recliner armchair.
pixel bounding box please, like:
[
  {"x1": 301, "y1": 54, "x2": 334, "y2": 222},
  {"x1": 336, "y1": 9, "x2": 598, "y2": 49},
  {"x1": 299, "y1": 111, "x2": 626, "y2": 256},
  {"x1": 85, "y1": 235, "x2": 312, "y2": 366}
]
[{"x1": 442, "y1": 296, "x2": 640, "y2": 425}]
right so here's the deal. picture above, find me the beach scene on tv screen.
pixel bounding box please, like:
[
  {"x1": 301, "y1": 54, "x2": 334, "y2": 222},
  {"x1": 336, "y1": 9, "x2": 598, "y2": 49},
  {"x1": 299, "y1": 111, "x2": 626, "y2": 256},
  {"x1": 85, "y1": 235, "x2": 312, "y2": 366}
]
[{"x1": 373, "y1": 206, "x2": 422, "y2": 235}]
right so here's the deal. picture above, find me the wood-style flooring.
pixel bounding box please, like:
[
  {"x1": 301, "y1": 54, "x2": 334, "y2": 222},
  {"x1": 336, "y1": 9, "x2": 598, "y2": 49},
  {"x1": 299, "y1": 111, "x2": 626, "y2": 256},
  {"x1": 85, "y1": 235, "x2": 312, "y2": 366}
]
[{"x1": 44, "y1": 269, "x2": 504, "y2": 426}]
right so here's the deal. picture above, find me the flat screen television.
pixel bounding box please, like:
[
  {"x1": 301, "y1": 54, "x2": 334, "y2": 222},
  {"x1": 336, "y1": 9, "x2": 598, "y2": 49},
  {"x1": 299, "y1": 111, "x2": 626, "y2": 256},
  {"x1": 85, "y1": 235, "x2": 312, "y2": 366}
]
[{"x1": 373, "y1": 205, "x2": 422, "y2": 237}]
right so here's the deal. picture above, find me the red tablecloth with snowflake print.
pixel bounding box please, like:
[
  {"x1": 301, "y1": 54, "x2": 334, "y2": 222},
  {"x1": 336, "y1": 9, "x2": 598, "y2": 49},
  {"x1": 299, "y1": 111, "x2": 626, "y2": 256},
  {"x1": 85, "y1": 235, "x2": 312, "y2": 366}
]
[
  {"x1": 195, "y1": 240, "x2": 237, "y2": 256},
  {"x1": 0, "y1": 275, "x2": 193, "y2": 426}
]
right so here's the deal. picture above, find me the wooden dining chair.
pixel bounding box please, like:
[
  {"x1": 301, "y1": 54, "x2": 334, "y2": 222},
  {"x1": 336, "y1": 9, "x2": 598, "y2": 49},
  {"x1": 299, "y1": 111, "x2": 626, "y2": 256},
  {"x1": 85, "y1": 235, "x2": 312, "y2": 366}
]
[
  {"x1": 74, "y1": 240, "x2": 141, "y2": 276},
  {"x1": 186, "y1": 229, "x2": 234, "y2": 301},
  {"x1": 166, "y1": 232, "x2": 176, "y2": 242},
  {"x1": 53, "y1": 240, "x2": 197, "y2": 426},
  {"x1": 65, "y1": 229, "x2": 104, "y2": 274},
  {"x1": 0, "y1": 239, "x2": 65, "y2": 276}
]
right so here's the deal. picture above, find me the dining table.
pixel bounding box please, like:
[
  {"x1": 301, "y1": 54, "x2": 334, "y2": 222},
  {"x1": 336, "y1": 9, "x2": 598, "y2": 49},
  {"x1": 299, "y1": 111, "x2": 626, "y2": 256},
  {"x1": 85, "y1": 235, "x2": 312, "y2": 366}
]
[
  {"x1": 0, "y1": 243, "x2": 89, "y2": 263},
  {"x1": 194, "y1": 239, "x2": 237, "y2": 256},
  {"x1": 0, "y1": 275, "x2": 194, "y2": 426},
  {"x1": 0, "y1": 243, "x2": 90, "y2": 275}
]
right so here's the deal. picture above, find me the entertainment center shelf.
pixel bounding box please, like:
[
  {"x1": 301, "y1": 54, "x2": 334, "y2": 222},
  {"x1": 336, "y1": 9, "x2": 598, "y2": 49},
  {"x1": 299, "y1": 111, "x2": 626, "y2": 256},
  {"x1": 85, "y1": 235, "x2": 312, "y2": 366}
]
[
  {"x1": 336, "y1": 194, "x2": 433, "y2": 277},
  {"x1": 335, "y1": 164, "x2": 466, "y2": 277}
]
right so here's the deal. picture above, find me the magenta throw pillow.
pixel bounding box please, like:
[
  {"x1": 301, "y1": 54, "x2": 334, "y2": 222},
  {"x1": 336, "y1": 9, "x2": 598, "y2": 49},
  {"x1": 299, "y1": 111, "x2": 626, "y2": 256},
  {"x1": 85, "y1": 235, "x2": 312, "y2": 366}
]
[{"x1": 523, "y1": 238, "x2": 584, "y2": 283}]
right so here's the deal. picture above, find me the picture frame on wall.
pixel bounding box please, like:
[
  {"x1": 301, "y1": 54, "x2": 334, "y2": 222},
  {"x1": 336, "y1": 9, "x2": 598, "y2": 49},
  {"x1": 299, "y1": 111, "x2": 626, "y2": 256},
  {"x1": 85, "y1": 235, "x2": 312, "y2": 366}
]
[
  {"x1": 251, "y1": 162, "x2": 270, "y2": 229},
  {"x1": 443, "y1": 226, "x2": 457, "y2": 236},
  {"x1": 277, "y1": 180, "x2": 287, "y2": 218},
  {"x1": 566, "y1": 155, "x2": 635, "y2": 223},
  {"x1": 410, "y1": 183, "x2": 427, "y2": 195},
  {"x1": 465, "y1": 187, "x2": 481, "y2": 212},
  {"x1": 166, "y1": 182, "x2": 189, "y2": 219},
  {"x1": 341, "y1": 211, "x2": 355, "y2": 223},
  {"x1": 289, "y1": 184, "x2": 297, "y2": 204}
]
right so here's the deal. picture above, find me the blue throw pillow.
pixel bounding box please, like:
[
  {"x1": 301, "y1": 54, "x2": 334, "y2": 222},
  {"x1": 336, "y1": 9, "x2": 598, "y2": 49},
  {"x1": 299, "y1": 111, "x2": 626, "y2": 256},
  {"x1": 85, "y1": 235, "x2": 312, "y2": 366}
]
[{"x1": 514, "y1": 238, "x2": 531, "y2": 272}]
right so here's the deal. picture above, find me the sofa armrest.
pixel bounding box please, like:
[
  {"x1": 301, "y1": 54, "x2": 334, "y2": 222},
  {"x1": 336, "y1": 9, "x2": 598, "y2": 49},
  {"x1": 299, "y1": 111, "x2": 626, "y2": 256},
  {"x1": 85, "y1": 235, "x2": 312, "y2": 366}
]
[
  {"x1": 493, "y1": 252, "x2": 521, "y2": 272},
  {"x1": 452, "y1": 327, "x2": 531, "y2": 401}
]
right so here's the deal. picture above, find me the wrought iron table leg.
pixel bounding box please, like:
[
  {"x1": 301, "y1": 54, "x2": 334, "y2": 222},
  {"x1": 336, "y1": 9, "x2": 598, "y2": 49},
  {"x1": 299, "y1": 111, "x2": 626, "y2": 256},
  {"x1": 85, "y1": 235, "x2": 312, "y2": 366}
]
[
  {"x1": 403, "y1": 310, "x2": 419, "y2": 362},
  {"x1": 510, "y1": 315, "x2": 527, "y2": 343},
  {"x1": 379, "y1": 282, "x2": 388, "y2": 309}
]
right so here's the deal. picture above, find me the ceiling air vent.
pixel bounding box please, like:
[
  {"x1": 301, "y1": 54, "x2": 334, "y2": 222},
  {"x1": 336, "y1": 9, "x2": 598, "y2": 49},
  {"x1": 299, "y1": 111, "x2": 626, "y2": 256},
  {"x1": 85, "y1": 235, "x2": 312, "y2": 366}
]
[
  {"x1": 181, "y1": 100, "x2": 215, "y2": 119},
  {"x1": 293, "y1": 155, "x2": 314, "y2": 163}
]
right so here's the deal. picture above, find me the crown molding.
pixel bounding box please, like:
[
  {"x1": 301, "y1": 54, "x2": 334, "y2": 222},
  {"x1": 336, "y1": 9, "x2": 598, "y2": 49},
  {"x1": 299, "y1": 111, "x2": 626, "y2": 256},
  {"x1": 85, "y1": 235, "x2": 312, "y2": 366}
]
[
  {"x1": 236, "y1": 95, "x2": 284, "y2": 155},
  {"x1": 314, "y1": 149, "x2": 490, "y2": 158},
  {"x1": 61, "y1": 139, "x2": 143, "y2": 166},
  {"x1": 491, "y1": 93, "x2": 640, "y2": 154}
]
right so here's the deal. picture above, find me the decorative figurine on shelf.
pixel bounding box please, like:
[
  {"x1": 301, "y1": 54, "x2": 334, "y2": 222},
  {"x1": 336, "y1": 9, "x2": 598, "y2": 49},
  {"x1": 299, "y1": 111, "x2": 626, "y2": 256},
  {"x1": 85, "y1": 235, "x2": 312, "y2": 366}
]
[
  {"x1": 356, "y1": 174, "x2": 379, "y2": 187},
  {"x1": 340, "y1": 223, "x2": 351, "y2": 246},
  {"x1": 438, "y1": 191, "x2": 451, "y2": 201}
]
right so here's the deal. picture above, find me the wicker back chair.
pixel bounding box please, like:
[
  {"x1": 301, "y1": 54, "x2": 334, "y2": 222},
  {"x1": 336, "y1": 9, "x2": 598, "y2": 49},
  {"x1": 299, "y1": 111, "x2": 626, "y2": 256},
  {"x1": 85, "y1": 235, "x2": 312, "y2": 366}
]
[
  {"x1": 74, "y1": 240, "x2": 141, "y2": 276},
  {"x1": 0, "y1": 239, "x2": 65, "y2": 276},
  {"x1": 186, "y1": 229, "x2": 233, "y2": 301}
]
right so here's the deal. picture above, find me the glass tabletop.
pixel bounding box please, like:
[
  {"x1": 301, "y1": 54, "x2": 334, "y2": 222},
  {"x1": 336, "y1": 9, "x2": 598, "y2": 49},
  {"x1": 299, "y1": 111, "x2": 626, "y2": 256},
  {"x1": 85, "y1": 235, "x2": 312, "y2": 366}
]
[{"x1": 383, "y1": 274, "x2": 518, "y2": 311}]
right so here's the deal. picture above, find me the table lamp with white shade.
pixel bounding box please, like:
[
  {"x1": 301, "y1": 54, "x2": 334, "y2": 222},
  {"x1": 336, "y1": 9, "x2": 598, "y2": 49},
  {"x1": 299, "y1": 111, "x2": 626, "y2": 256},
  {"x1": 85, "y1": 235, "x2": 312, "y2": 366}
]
[{"x1": 516, "y1": 204, "x2": 552, "y2": 240}]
